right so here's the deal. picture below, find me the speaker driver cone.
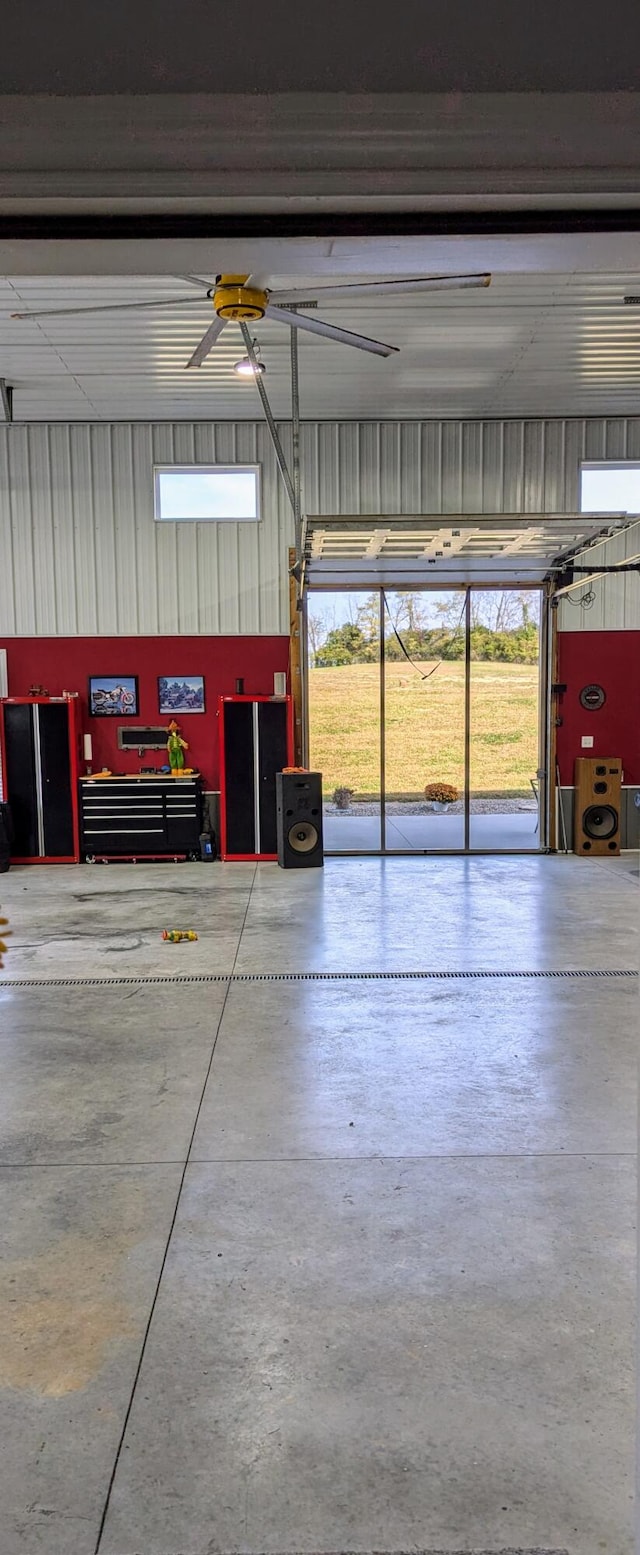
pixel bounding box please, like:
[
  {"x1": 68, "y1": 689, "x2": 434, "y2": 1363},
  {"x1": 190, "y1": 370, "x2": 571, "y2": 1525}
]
[
  {"x1": 583, "y1": 804, "x2": 618, "y2": 840},
  {"x1": 288, "y1": 821, "x2": 319, "y2": 854}
]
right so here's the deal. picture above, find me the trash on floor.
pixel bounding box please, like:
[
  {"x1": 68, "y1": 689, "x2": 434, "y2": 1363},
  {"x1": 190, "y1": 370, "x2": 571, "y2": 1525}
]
[{"x1": 162, "y1": 929, "x2": 198, "y2": 943}]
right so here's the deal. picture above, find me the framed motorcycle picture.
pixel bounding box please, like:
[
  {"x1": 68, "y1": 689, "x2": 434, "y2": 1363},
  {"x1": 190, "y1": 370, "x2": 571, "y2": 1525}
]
[{"x1": 88, "y1": 676, "x2": 139, "y2": 717}]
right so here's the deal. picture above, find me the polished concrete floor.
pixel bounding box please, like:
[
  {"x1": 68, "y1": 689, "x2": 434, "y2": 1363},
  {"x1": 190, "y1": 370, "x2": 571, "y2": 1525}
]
[
  {"x1": 0, "y1": 855, "x2": 636, "y2": 1555},
  {"x1": 324, "y1": 810, "x2": 539, "y2": 851}
]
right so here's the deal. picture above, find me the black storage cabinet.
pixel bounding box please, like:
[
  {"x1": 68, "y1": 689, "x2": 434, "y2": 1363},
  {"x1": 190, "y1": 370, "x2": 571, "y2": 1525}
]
[
  {"x1": 219, "y1": 695, "x2": 292, "y2": 859},
  {"x1": 1, "y1": 698, "x2": 79, "y2": 861},
  {"x1": 0, "y1": 803, "x2": 11, "y2": 871},
  {"x1": 79, "y1": 775, "x2": 203, "y2": 859}
]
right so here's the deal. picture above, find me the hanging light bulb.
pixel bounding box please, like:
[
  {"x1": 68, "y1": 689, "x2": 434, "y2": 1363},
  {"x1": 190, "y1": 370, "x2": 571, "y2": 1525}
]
[{"x1": 233, "y1": 339, "x2": 265, "y2": 377}]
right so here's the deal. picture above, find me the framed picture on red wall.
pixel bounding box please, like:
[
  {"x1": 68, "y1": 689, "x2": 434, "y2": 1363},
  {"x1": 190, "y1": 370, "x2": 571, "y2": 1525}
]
[
  {"x1": 89, "y1": 676, "x2": 139, "y2": 717},
  {"x1": 158, "y1": 676, "x2": 205, "y2": 714}
]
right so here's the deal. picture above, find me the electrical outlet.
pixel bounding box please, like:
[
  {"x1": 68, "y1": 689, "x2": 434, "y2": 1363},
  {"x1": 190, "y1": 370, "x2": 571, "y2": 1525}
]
[{"x1": 581, "y1": 735, "x2": 594, "y2": 748}]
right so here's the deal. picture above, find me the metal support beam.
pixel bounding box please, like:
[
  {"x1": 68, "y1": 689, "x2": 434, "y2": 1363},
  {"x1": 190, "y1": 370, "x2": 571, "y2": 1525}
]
[
  {"x1": 464, "y1": 589, "x2": 471, "y2": 852},
  {"x1": 540, "y1": 584, "x2": 553, "y2": 852},
  {"x1": 288, "y1": 546, "x2": 304, "y2": 766},
  {"x1": 0, "y1": 380, "x2": 13, "y2": 423},
  {"x1": 239, "y1": 323, "x2": 296, "y2": 517},
  {"x1": 289, "y1": 321, "x2": 303, "y2": 567},
  {"x1": 379, "y1": 589, "x2": 386, "y2": 854},
  {"x1": 553, "y1": 556, "x2": 640, "y2": 596}
]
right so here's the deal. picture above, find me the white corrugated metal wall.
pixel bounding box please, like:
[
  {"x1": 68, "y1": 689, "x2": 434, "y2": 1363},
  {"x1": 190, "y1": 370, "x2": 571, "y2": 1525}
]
[
  {"x1": 556, "y1": 520, "x2": 640, "y2": 632},
  {"x1": 1, "y1": 418, "x2": 639, "y2": 635},
  {"x1": 0, "y1": 423, "x2": 294, "y2": 637}
]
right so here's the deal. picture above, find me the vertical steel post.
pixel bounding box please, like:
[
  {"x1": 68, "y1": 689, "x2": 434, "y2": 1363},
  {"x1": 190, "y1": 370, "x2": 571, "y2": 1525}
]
[
  {"x1": 289, "y1": 320, "x2": 306, "y2": 761},
  {"x1": 464, "y1": 588, "x2": 471, "y2": 851},
  {"x1": 239, "y1": 322, "x2": 296, "y2": 516},
  {"x1": 380, "y1": 588, "x2": 386, "y2": 853},
  {"x1": 539, "y1": 584, "x2": 552, "y2": 851},
  {"x1": 290, "y1": 321, "x2": 303, "y2": 566},
  {"x1": 301, "y1": 586, "x2": 310, "y2": 768}
]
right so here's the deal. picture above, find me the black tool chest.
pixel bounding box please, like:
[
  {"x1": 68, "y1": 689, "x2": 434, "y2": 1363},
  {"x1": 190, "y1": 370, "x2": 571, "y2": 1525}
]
[{"x1": 79, "y1": 775, "x2": 202, "y2": 859}]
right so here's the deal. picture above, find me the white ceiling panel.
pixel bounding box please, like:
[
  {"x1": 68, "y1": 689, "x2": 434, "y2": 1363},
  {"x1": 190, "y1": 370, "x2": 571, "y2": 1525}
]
[{"x1": 4, "y1": 270, "x2": 640, "y2": 420}]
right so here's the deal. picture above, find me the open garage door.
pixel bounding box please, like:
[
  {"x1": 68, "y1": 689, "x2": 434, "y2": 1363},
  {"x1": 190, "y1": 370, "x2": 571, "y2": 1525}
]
[
  {"x1": 305, "y1": 511, "x2": 631, "y2": 854},
  {"x1": 304, "y1": 512, "x2": 629, "y2": 590}
]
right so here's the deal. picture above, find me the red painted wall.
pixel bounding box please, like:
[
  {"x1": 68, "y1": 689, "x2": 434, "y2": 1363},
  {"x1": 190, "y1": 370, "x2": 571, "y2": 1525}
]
[
  {"x1": 556, "y1": 630, "x2": 640, "y2": 784},
  {"x1": 0, "y1": 636, "x2": 289, "y2": 789}
]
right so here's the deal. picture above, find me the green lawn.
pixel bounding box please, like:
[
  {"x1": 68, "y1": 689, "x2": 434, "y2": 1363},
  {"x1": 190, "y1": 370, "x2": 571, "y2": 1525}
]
[{"x1": 308, "y1": 660, "x2": 539, "y2": 798}]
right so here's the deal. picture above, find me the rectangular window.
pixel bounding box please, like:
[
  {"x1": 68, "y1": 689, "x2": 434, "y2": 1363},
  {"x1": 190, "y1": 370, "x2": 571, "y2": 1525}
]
[
  {"x1": 153, "y1": 465, "x2": 260, "y2": 522},
  {"x1": 580, "y1": 461, "x2": 640, "y2": 514}
]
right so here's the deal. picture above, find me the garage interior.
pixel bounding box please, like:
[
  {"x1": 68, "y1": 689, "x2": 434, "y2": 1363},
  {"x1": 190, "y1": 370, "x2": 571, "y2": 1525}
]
[{"x1": 0, "y1": 230, "x2": 637, "y2": 1555}]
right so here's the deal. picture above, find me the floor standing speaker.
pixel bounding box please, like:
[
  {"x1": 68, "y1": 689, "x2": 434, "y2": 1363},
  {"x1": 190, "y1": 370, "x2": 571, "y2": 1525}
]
[
  {"x1": 276, "y1": 771, "x2": 324, "y2": 869},
  {"x1": 573, "y1": 756, "x2": 622, "y2": 855}
]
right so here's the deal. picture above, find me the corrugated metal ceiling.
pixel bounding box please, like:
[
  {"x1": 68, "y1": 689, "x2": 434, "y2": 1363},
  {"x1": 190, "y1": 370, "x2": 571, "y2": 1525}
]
[{"x1": 4, "y1": 271, "x2": 640, "y2": 421}]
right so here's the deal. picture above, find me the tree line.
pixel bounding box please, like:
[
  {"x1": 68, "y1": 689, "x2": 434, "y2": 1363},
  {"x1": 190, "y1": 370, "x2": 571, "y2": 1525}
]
[
  {"x1": 313, "y1": 622, "x2": 538, "y2": 666},
  {"x1": 310, "y1": 591, "x2": 540, "y2": 666}
]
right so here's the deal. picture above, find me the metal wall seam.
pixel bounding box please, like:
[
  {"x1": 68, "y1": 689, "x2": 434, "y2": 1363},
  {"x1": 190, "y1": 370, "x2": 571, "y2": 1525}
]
[
  {"x1": 49, "y1": 426, "x2": 76, "y2": 634},
  {"x1": 30, "y1": 423, "x2": 57, "y2": 634},
  {"x1": 380, "y1": 423, "x2": 401, "y2": 514},
  {"x1": 143, "y1": 424, "x2": 162, "y2": 633},
  {"x1": 400, "y1": 423, "x2": 420, "y2": 514},
  {"x1": 92, "y1": 424, "x2": 118, "y2": 634},
  {"x1": 8, "y1": 427, "x2": 37, "y2": 634},
  {"x1": 111, "y1": 424, "x2": 138, "y2": 635},
  {"x1": 0, "y1": 428, "x2": 16, "y2": 634}
]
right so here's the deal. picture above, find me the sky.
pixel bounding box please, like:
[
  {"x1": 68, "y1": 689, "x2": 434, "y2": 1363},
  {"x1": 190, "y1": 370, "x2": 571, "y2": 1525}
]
[
  {"x1": 155, "y1": 469, "x2": 258, "y2": 521},
  {"x1": 580, "y1": 465, "x2": 640, "y2": 514},
  {"x1": 308, "y1": 592, "x2": 463, "y2": 634},
  {"x1": 307, "y1": 589, "x2": 540, "y2": 638}
]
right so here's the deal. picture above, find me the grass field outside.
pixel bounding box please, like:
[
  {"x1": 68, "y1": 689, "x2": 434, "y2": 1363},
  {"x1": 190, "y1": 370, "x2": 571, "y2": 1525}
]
[{"x1": 309, "y1": 659, "x2": 540, "y2": 799}]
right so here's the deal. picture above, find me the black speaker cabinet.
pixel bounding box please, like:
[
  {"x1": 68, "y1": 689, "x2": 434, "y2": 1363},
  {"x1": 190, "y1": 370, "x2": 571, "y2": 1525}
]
[
  {"x1": 276, "y1": 771, "x2": 324, "y2": 869},
  {"x1": 219, "y1": 695, "x2": 293, "y2": 860},
  {"x1": 573, "y1": 756, "x2": 622, "y2": 856}
]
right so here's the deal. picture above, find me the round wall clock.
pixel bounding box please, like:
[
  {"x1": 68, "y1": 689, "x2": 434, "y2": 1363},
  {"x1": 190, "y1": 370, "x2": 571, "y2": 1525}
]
[{"x1": 579, "y1": 684, "x2": 606, "y2": 710}]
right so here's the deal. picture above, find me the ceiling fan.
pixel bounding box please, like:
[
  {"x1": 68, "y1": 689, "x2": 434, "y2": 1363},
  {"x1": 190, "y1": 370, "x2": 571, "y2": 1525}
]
[{"x1": 12, "y1": 271, "x2": 492, "y2": 368}]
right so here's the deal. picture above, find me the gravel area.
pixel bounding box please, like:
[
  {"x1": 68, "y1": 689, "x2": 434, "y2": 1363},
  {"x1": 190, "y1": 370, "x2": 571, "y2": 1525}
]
[{"x1": 326, "y1": 798, "x2": 537, "y2": 816}]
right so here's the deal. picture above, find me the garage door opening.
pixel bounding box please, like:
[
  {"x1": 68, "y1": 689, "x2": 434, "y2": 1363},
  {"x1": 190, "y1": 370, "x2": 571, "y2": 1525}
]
[{"x1": 307, "y1": 585, "x2": 543, "y2": 854}]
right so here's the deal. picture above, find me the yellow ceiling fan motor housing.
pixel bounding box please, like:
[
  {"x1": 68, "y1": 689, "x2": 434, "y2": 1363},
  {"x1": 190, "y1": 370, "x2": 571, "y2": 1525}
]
[{"x1": 213, "y1": 275, "x2": 268, "y2": 321}]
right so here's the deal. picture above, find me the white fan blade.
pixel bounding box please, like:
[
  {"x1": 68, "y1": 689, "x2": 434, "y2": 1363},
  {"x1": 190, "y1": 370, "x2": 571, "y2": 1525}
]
[
  {"x1": 185, "y1": 315, "x2": 228, "y2": 369},
  {"x1": 244, "y1": 274, "x2": 271, "y2": 290},
  {"x1": 269, "y1": 273, "x2": 492, "y2": 305},
  {"x1": 266, "y1": 305, "x2": 397, "y2": 357},
  {"x1": 11, "y1": 296, "x2": 209, "y2": 321}
]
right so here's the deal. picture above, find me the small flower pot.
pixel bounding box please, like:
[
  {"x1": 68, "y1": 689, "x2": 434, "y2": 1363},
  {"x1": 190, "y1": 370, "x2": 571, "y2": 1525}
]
[
  {"x1": 333, "y1": 789, "x2": 354, "y2": 811},
  {"x1": 430, "y1": 800, "x2": 447, "y2": 813}
]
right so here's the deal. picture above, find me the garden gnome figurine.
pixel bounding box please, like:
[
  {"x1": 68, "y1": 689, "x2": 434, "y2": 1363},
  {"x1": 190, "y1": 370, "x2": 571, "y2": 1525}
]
[{"x1": 167, "y1": 720, "x2": 188, "y2": 772}]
